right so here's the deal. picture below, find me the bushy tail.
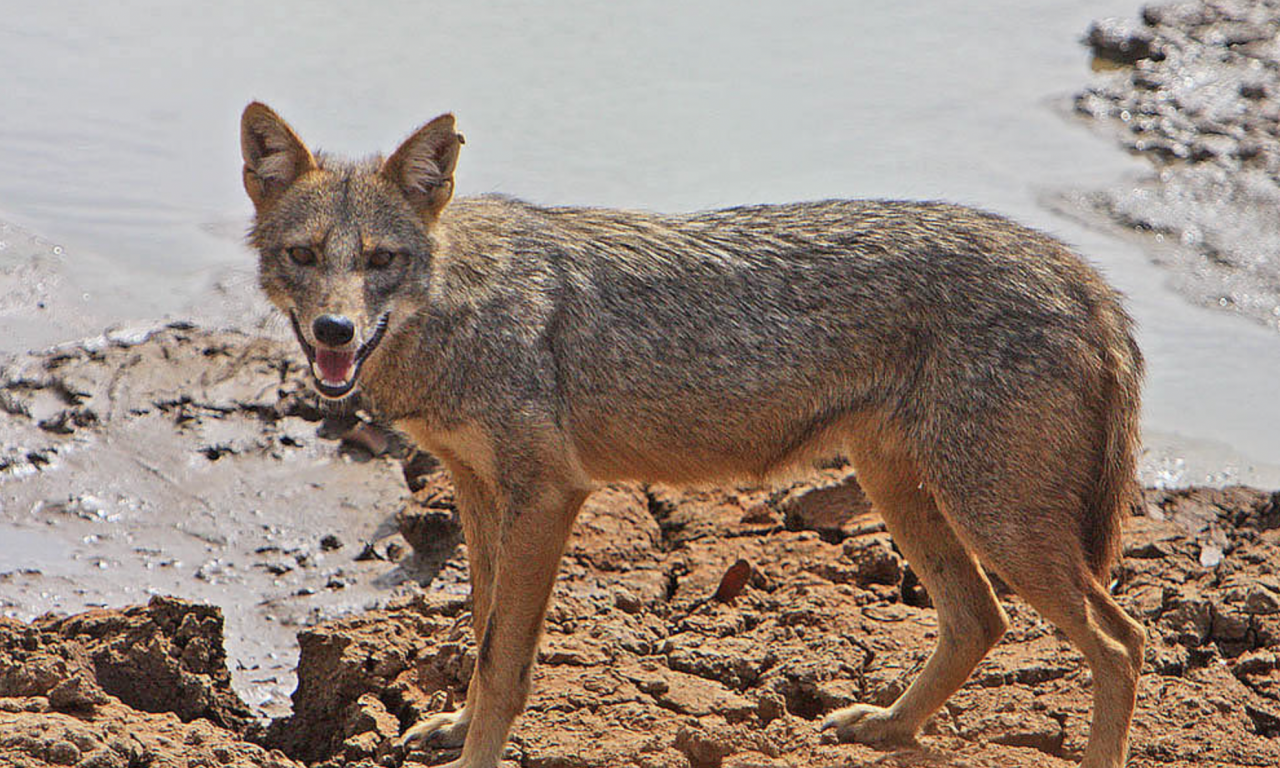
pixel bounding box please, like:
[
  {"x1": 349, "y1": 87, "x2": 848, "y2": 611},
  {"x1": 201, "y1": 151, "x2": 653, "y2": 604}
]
[{"x1": 1084, "y1": 304, "x2": 1145, "y2": 583}]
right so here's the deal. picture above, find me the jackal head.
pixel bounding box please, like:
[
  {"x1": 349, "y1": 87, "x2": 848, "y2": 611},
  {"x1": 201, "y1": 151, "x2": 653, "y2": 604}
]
[{"x1": 240, "y1": 101, "x2": 462, "y2": 400}]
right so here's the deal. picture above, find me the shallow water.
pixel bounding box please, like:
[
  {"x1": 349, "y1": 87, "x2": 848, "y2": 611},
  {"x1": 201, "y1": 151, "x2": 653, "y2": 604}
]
[{"x1": 1, "y1": 0, "x2": 1278, "y2": 484}]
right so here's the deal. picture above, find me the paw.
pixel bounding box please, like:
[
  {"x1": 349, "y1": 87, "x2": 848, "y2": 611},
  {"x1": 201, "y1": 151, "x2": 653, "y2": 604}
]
[
  {"x1": 400, "y1": 706, "x2": 471, "y2": 751},
  {"x1": 821, "y1": 704, "x2": 918, "y2": 747}
]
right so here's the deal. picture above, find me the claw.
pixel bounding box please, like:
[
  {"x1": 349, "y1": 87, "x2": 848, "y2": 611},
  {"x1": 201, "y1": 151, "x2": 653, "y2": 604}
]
[
  {"x1": 400, "y1": 706, "x2": 471, "y2": 751},
  {"x1": 822, "y1": 703, "x2": 918, "y2": 747}
]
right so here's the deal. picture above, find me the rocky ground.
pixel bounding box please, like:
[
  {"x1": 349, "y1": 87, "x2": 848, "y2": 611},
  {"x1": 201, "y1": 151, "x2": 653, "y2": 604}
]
[
  {"x1": 5, "y1": 2, "x2": 1280, "y2": 767},
  {"x1": 1, "y1": 317, "x2": 1279, "y2": 768}
]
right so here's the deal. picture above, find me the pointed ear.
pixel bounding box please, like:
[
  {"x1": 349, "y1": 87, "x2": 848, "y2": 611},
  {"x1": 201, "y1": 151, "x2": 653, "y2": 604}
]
[
  {"x1": 380, "y1": 113, "x2": 464, "y2": 221},
  {"x1": 240, "y1": 102, "x2": 318, "y2": 212}
]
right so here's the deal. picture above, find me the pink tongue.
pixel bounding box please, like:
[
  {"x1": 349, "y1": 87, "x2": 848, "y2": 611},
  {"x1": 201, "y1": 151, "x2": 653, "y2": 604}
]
[{"x1": 316, "y1": 348, "x2": 355, "y2": 383}]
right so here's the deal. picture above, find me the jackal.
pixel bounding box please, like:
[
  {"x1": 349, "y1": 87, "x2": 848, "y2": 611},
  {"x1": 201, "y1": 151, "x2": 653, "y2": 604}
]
[{"x1": 241, "y1": 102, "x2": 1145, "y2": 768}]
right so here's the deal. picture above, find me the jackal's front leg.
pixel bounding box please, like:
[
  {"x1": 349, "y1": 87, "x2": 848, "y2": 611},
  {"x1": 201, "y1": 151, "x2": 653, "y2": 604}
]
[
  {"x1": 400, "y1": 462, "x2": 497, "y2": 751},
  {"x1": 412, "y1": 478, "x2": 587, "y2": 768}
]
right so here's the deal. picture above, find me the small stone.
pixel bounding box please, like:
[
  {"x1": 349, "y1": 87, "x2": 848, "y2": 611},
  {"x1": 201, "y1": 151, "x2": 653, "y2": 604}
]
[
  {"x1": 1245, "y1": 580, "x2": 1280, "y2": 615},
  {"x1": 340, "y1": 730, "x2": 382, "y2": 762},
  {"x1": 401, "y1": 450, "x2": 440, "y2": 492},
  {"x1": 1241, "y1": 82, "x2": 1267, "y2": 100},
  {"x1": 1233, "y1": 650, "x2": 1277, "y2": 677},
  {"x1": 46, "y1": 740, "x2": 81, "y2": 765},
  {"x1": 396, "y1": 506, "x2": 462, "y2": 555},
  {"x1": 714, "y1": 559, "x2": 752, "y2": 604},
  {"x1": 674, "y1": 724, "x2": 735, "y2": 765},
  {"x1": 1200, "y1": 544, "x2": 1224, "y2": 568},
  {"x1": 47, "y1": 672, "x2": 108, "y2": 711},
  {"x1": 354, "y1": 542, "x2": 384, "y2": 562},
  {"x1": 1161, "y1": 594, "x2": 1213, "y2": 645},
  {"x1": 842, "y1": 533, "x2": 903, "y2": 587},
  {"x1": 37, "y1": 411, "x2": 77, "y2": 434}
]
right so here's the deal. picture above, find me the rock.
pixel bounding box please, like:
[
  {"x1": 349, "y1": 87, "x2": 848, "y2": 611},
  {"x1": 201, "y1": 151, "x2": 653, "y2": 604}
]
[
  {"x1": 656, "y1": 671, "x2": 756, "y2": 720},
  {"x1": 46, "y1": 672, "x2": 109, "y2": 711},
  {"x1": 339, "y1": 693, "x2": 399, "y2": 762},
  {"x1": 1087, "y1": 17, "x2": 1160, "y2": 64},
  {"x1": 0, "y1": 597, "x2": 249, "y2": 729},
  {"x1": 396, "y1": 468, "x2": 464, "y2": 555},
  {"x1": 841, "y1": 533, "x2": 903, "y2": 587},
  {"x1": 776, "y1": 473, "x2": 877, "y2": 541},
  {"x1": 714, "y1": 559, "x2": 753, "y2": 604},
  {"x1": 255, "y1": 599, "x2": 455, "y2": 763},
  {"x1": 396, "y1": 504, "x2": 462, "y2": 555},
  {"x1": 674, "y1": 722, "x2": 736, "y2": 766}
]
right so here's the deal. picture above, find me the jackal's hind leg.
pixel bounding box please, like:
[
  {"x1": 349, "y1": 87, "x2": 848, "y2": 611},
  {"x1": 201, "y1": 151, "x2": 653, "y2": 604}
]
[
  {"x1": 949, "y1": 503, "x2": 1144, "y2": 768},
  {"x1": 824, "y1": 437, "x2": 1008, "y2": 746}
]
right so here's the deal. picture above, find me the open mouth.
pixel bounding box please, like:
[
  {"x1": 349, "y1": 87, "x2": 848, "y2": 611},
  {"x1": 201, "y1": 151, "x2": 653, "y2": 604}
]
[{"x1": 289, "y1": 312, "x2": 390, "y2": 399}]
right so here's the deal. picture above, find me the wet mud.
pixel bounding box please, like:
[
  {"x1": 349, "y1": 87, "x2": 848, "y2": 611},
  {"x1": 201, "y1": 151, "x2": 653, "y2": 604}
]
[{"x1": 1076, "y1": 0, "x2": 1280, "y2": 330}]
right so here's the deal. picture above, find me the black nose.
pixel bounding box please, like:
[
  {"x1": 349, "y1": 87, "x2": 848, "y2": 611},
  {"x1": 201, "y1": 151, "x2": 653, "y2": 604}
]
[{"x1": 312, "y1": 314, "x2": 355, "y2": 346}]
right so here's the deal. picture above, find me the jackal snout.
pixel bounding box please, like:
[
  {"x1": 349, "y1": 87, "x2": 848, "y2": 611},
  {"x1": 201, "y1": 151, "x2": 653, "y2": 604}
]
[
  {"x1": 288, "y1": 307, "x2": 390, "y2": 401},
  {"x1": 312, "y1": 313, "x2": 356, "y2": 347}
]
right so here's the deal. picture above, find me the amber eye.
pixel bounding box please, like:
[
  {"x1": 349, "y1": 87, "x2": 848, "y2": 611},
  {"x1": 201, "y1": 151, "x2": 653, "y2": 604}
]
[
  {"x1": 286, "y1": 246, "x2": 317, "y2": 266},
  {"x1": 368, "y1": 249, "x2": 396, "y2": 269}
]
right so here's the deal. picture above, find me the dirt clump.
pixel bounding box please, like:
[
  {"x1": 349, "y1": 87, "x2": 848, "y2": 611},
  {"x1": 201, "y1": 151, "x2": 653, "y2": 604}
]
[
  {"x1": 0, "y1": 595, "x2": 250, "y2": 729},
  {"x1": 0, "y1": 596, "x2": 298, "y2": 768}
]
